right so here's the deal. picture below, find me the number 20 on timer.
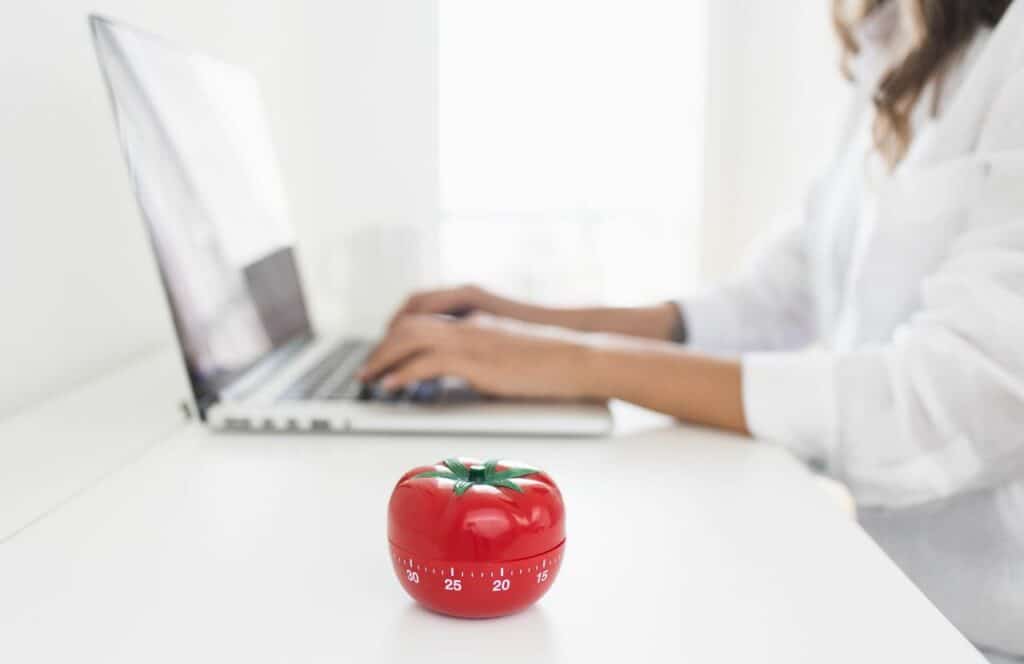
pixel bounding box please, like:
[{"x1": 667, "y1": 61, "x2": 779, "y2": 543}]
[{"x1": 388, "y1": 458, "x2": 566, "y2": 618}]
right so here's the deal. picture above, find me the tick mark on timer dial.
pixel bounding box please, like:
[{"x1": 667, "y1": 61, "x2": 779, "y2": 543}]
[{"x1": 394, "y1": 552, "x2": 562, "y2": 590}]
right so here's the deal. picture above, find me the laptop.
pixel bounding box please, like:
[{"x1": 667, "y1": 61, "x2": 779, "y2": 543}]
[{"x1": 89, "y1": 15, "x2": 611, "y2": 436}]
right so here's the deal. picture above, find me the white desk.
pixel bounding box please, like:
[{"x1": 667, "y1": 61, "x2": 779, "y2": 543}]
[{"x1": 0, "y1": 355, "x2": 987, "y2": 663}]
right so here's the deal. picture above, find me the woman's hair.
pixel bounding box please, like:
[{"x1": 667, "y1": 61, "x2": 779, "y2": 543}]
[{"x1": 833, "y1": 0, "x2": 1012, "y2": 166}]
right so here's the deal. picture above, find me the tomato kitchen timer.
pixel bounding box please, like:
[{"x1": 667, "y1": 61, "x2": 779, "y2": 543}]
[{"x1": 388, "y1": 458, "x2": 565, "y2": 618}]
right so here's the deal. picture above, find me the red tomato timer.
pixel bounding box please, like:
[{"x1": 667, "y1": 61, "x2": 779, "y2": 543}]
[{"x1": 388, "y1": 458, "x2": 565, "y2": 618}]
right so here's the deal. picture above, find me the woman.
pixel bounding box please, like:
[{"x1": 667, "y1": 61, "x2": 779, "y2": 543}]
[{"x1": 362, "y1": 1, "x2": 1024, "y2": 659}]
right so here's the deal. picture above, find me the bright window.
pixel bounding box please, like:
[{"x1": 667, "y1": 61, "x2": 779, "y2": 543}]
[{"x1": 439, "y1": 0, "x2": 706, "y2": 306}]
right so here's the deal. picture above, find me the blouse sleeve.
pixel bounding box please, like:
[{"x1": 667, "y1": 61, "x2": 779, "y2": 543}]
[
  {"x1": 743, "y1": 151, "x2": 1024, "y2": 508},
  {"x1": 679, "y1": 213, "x2": 818, "y2": 353}
]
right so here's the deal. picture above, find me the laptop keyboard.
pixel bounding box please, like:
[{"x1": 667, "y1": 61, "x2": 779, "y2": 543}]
[
  {"x1": 278, "y1": 340, "x2": 370, "y2": 401},
  {"x1": 277, "y1": 340, "x2": 481, "y2": 404}
]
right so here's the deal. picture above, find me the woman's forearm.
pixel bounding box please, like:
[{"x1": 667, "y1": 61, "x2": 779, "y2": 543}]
[
  {"x1": 486, "y1": 295, "x2": 680, "y2": 341},
  {"x1": 575, "y1": 337, "x2": 749, "y2": 434}
]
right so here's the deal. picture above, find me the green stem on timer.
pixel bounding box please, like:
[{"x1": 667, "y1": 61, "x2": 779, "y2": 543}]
[{"x1": 415, "y1": 458, "x2": 539, "y2": 495}]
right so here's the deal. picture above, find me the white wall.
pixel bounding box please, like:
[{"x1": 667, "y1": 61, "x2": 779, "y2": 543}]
[
  {"x1": 437, "y1": 0, "x2": 705, "y2": 309},
  {"x1": 277, "y1": 2, "x2": 440, "y2": 336},
  {"x1": 700, "y1": 0, "x2": 850, "y2": 282},
  {"x1": 0, "y1": 0, "x2": 439, "y2": 418}
]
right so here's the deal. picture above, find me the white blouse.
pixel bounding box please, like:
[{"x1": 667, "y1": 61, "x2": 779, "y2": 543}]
[{"x1": 683, "y1": 3, "x2": 1024, "y2": 659}]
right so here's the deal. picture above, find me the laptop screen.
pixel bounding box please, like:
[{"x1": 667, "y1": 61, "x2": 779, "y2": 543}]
[{"x1": 90, "y1": 16, "x2": 313, "y2": 415}]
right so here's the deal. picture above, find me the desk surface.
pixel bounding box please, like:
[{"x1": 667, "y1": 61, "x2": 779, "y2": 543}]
[{"x1": 0, "y1": 394, "x2": 986, "y2": 663}]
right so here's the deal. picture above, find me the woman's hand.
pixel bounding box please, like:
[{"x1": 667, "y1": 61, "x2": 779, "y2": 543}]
[
  {"x1": 359, "y1": 314, "x2": 593, "y2": 399},
  {"x1": 388, "y1": 285, "x2": 515, "y2": 328},
  {"x1": 389, "y1": 284, "x2": 682, "y2": 341},
  {"x1": 360, "y1": 310, "x2": 748, "y2": 433}
]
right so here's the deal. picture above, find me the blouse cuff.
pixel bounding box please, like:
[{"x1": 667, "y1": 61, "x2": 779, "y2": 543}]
[
  {"x1": 742, "y1": 351, "x2": 839, "y2": 465},
  {"x1": 675, "y1": 294, "x2": 739, "y2": 352}
]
